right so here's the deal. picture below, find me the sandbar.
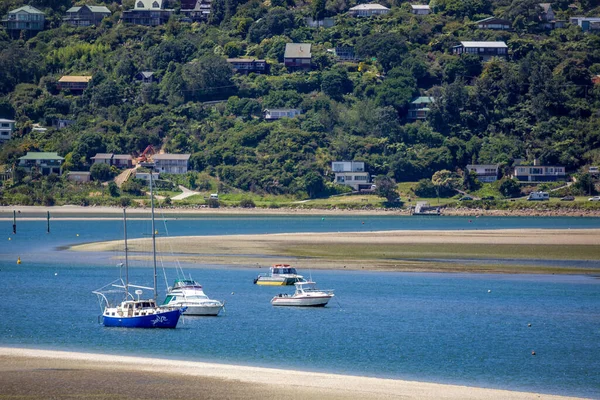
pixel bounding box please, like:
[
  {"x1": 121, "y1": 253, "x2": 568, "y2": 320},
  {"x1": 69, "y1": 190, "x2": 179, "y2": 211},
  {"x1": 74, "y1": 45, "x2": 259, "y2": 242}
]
[{"x1": 0, "y1": 348, "x2": 585, "y2": 400}]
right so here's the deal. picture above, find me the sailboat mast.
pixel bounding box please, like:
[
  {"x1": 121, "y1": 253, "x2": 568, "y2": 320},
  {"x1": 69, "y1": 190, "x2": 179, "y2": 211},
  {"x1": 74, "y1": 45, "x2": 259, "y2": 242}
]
[
  {"x1": 149, "y1": 163, "x2": 158, "y2": 302},
  {"x1": 123, "y1": 208, "x2": 129, "y2": 293}
]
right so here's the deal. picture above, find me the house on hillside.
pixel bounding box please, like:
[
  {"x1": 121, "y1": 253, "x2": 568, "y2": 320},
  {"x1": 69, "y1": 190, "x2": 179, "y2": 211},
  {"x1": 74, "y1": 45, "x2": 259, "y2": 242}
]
[
  {"x1": 475, "y1": 17, "x2": 511, "y2": 30},
  {"x1": 91, "y1": 153, "x2": 133, "y2": 168},
  {"x1": 333, "y1": 46, "x2": 358, "y2": 61},
  {"x1": 18, "y1": 152, "x2": 64, "y2": 176},
  {"x1": 348, "y1": 4, "x2": 389, "y2": 17},
  {"x1": 408, "y1": 97, "x2": 434, "y2": 120},
  {"x1": 58, "y1": 76, "x2": 92, "y2": 94},
  {"x1": 332, "y1": 161, "x2": 371, "y2": 191},
  {"x1": 466, "y1": 164, "x2": 500, "y2": 183},
  {"x1": 181, "y1": 0, "x2": 212, "y2": 22},
  {"x1": 52, "y1": 119, "x2": 74, "y2": 129},
  {"x1": 410, "y1": 5, "x2": 430, "y2": 15},
  {"x1": 305, "y1": 17, "x2": 335, "y2": 28},
  {"x1": 135, "y1": 71, "x2": 157, "y2": 84},
  {"x1": 1, "y1": 6, "x2": 45, "y2": 37},
  {"x1": 452, "y1": 41, "x2": 508, "y2": 61},
  {"x1": 264, "y1": 109, "x2": 303, "y2": 120},
  {"x1": 152, "y1": 154, "x2": 190, "y2": 174},
  {"x1": 0, "y1": 119, "x2": 16, "y2": 142},
  {"x1": 513, "y1": 164, "x2": 566, "y2": 182},
  {"x1": 67, "y1": 171, "x2": 91, "y2": 183},
  {"x1": 284, "y1": 43, "x2": 312, "y2": 70},
  {"x1": 538, "y1": 3, "x2": 566, "y2": 29},
  {"x1": 227, "y1": 58, "x2": 269, "y2": 74},
  {"x1": 64, "y1": 5, "x2": 111, "y2": 27},
  {"x1": 121, "y1": 0, "x2": 173, "y2": 26},
  {"x1": 570, "y1": 16, "x2": 600, "y2": 31}
]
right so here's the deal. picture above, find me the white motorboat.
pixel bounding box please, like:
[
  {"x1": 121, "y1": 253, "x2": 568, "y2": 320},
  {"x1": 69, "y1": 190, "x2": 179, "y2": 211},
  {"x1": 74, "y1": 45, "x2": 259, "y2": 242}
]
[
  {"x1": 254, "y1": 264, "x2": 303, "y2": 286},
  {"x1": 162, "y1": 279, "x2": 224, "y2": 316},
  {"x1": 271, "y1": 281, "x2": 334, "y2": 307}
]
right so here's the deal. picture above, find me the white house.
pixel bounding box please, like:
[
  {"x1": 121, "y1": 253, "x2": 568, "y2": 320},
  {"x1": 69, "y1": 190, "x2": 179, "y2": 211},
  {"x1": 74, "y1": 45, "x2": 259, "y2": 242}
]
[
  {"x1": 466, "y1": 164, "x2": 500, "y2": 183},
  {"x1": 332, "y1": 161, "x2": 371, "y2": 191},
  {"x1": 264, "y1": 109, "x2": 302, "y2": 120},
  {"x1": 410, "y1": 5, "x2": 430, "y2": 15},
  {"x1": 452, "y1": 41, "x2": 508, "y2": 61},
  {"x1": 152, "y1": 153, "x2": 190, "y2": 174},
  {"x1": 513, "y1": 164, "x2": 566, "y2": 182},
  {"x1": 0, "y1": 119, "x2": 16, "y2": 142},
  {"x1": 348, "y1": 3, "x2": 389, "y2": 17}
]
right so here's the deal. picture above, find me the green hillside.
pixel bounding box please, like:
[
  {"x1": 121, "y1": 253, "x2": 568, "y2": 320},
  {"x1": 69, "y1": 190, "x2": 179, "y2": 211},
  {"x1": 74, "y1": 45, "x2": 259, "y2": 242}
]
[{"x1": 1, "y1": 0, "x2": 600, "y2": 204}]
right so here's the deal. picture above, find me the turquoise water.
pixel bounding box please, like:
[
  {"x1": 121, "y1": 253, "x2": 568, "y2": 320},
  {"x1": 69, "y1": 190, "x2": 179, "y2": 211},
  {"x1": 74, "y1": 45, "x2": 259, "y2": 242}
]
[{"x1": 0, "y1": 216, "x2": 599, "y2": 397}]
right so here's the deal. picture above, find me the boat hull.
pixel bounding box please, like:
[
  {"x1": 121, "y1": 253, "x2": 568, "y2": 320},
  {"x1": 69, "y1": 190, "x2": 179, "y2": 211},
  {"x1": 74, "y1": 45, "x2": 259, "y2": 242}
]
[
  {"x1": 271, "y1": 296, "x2": 333, "y2": 307},
  {"x1": 255, "y1": 277, "x2": 301, "y2": 286},
  {"x1": 182, "y1": 304, "x2": 223, "y2": 316},
  {"x1": 102, "y1": 308, "x2": 183, "y2": 328}
]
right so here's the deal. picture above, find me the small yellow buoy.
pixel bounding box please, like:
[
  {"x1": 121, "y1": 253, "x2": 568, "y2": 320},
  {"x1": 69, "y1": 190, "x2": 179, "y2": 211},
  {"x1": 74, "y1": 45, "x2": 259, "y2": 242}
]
[
  {"x1": 155, "y1": 230, "x2": 158, "y2": 235},
  {"x1": 17, "y1": 257, "x2": 21, "y2": 265}
]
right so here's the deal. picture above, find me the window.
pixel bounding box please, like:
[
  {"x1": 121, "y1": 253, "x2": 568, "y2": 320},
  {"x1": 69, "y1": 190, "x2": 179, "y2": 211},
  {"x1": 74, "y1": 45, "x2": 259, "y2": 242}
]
[
  {"x1": 137, "y1": 1, "x2": 144, "y2": 7},
  {"x1": 152, "y1": 1, "x2": 159, "y2": 7}
]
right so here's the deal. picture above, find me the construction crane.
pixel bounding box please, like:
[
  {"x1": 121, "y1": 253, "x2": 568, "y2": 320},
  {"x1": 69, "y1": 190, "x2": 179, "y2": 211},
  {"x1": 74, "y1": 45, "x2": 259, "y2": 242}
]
[{"x1": 136, "y1": 145, "x2": 155, "y2": 163}]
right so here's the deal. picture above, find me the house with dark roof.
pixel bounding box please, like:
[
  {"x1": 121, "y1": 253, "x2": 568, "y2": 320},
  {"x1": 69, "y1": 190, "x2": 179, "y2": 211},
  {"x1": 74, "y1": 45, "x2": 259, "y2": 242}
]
[
  {"x1": 538, "y1": 3, "x2": 566, "y2": 29},
  {"x1": 284, "y1": 43, "x2": 312, "y2": 70},
  {"x1": 452, "y1": 41, "x2": 508, "y2": 61},
  {"x1": 64, "y1": 5, "x2": 111, "y2": 27},
  {"x1": 181, "y1": 0, "x2": 212, "y2": 22},
  {"x1": 475, "y1": 17, "x2": 511, "y2": 30},
  {"x1": 91, "y1": 153, "x2": 133, "y2": 168},
  {"x1": 135, "y1": 71, "x2": 157, "y2": 84},
  {"x1": 408, "y1": 97, "x2": 434, "y2": 120},
  {"x1": 227, "y1": 58, "x2": 269, "y2": 74},
  {"x1": 348, "y1": 3, "x2": 389, "y2": 17},
  {"x1": 18, "y1": 152, "x2": 64, "y2": 175},
  {"x1": 1, "y1": 6, "x2": 45, "y2": 37},
  {"x1": 121, "y1": 0, "x2": 173, "y2": 26}
]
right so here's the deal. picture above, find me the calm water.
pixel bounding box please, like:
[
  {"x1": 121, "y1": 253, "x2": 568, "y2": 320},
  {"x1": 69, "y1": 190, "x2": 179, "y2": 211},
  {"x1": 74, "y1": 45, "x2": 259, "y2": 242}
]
[{"x1": 0, "y1": 216, "x2": 599, "y2": 397}]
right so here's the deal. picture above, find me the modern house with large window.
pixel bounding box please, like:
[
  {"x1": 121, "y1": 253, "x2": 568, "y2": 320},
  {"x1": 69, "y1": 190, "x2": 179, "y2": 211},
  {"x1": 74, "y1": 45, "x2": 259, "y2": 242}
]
[
  {"x1": 475, "y1": 17, "x2": 511, "y2": 30},
  {"x1": 58, "y1": 76, "x2": 92, "y2": 94},
  {"x1": 1, "y1": 6, "x2": 45, "y2": 37},
  {"x1": 152, "y1": 154, "x2": 190, "y2": 174},
  {"x1": 466, "y1": 164, "x2": 500, "y2": 183},
  {"x1": 348, "y1": 3, "x2": 389, "y2": 17},
  {"x1": 227, "y1": 58, "x2": 269, "y2": 74},
  {"x1": 452, "y1": 41, "x2": 508, "y2": 61},
  {"x1": 64, "y1": 5, "x2": 111, "y2": 27},
  {"x1": 332, "y1": 161, "x2": 371, "y2": 191},
  {"x1": 513, "y1": 164, "x2": 566, "y2": 182}
]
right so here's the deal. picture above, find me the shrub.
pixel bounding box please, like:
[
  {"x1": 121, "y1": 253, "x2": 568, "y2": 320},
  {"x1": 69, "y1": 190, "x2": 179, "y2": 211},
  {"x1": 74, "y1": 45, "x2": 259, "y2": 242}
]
[{"x1": 239, "y1": 198, "x2": 256, "y2": 208}]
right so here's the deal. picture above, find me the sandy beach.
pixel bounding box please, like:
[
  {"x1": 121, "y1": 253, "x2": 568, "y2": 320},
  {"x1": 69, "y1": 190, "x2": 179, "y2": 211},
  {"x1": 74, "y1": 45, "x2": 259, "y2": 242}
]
[{"x1": 0, "y1": 348, "x2": 586, "y2": 400}]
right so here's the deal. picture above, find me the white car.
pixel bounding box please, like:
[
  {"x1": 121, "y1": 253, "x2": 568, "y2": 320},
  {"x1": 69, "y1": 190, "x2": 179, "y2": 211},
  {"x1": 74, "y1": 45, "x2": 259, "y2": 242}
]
[{"x1": 588, "y1": 196, "x2": 600, "y2": 201}]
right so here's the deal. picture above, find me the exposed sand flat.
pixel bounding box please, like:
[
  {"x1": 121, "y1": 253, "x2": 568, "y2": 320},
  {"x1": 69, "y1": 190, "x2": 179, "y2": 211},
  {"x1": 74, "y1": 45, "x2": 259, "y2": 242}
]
[{"x1": 0, "y1": 348, "x2": 586, "y2": 400}]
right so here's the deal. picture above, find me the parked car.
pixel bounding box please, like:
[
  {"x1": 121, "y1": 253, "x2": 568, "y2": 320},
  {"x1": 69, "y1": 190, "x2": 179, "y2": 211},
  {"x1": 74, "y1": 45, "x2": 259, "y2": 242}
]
[
  {"x1": 560, "y1": 196, "x2": 575, "y2": 201},
  {"x1": 588, "y1": 196, "x2": 600, "y2": 201},
  {"x1": 459, "y1": 196, "x2": 474, "y2": 201}
]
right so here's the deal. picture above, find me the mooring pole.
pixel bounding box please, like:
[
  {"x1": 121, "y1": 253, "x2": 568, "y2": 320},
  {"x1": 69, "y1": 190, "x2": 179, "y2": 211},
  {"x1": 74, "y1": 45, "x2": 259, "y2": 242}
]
[
  {"x1": 12, "y1": 210, "x2": 16, "y2": 234},
  {"x1": 47, "y1": 211, "x2": 50, "y2": 233}
]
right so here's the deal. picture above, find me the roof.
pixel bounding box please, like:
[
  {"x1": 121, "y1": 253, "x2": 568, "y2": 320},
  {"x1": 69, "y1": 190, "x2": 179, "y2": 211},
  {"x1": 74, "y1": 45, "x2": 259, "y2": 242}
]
[
  {"x1": 9, "y1": 5, "x2": 44, "y2": 14},
  {"x1": 113, "y1": 154, "x2": 132, "y2": 160},
  {"x1": 460, "y1": 41, "x2": 508, "y2": 48},
  {"x1": 0, "y1": 118, "x2": 15, "y2": 123},
  {"x1": 91, "y1": 153, "x2": 113, "y2": 159},
  {"x1": 67, "y1": 171, "x2": 91, "y2": 176},
  {"x1": 410, "y1": 5, "x2": 430, "y2": 9},
  {"x1": 411, "y1": 96, "x2": 434, "y2": 103},
  {"x1": 226, "y1": 58, "x2": 265, "y2": 63},
  {"x1": 467, "y1": 164, "x2": 499, "y2": 169},
  {"x1": 139, "y1": 71, "x2": 154, "y2": 78},
  {"x1": 264, "y1": 108, "x2": 302, "y2": 112},
  {"x1": 135, "y1": 0, "x2": 164, "y2": 9},
  {"x1": 475, "y1": 16, "x2": 510, "y2": 23},
  {"x1": 152, "y1": 154, "x2": 191, "y2": 160},
  {"x1": 349, "y1": 3, "x2": 389, "y2": 10},
  {"x1": 19, "y1": 152, "x2": 64, "y2": 161},
  {"x1": 284, "y1": 43, "x2": 312, "y2": 59},
  {"x1": 538, "y1": 3, "x2": 552, "y2": 12},
  {"x1": 59, "y1": 76, "x2": 93, "y2": 83},
  {"x1": 67, "y1": 5, "x2": 111, "y2": 13}
]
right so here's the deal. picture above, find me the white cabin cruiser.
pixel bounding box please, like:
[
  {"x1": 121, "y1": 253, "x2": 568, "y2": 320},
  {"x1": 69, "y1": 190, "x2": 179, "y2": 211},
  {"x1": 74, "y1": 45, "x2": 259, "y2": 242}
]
[
  {"x1": 271, "y1": 281, "x2": 334, "y2": 307},
  {"x1": 162, "y1": 279, "x2": 224, "y2": 316}
]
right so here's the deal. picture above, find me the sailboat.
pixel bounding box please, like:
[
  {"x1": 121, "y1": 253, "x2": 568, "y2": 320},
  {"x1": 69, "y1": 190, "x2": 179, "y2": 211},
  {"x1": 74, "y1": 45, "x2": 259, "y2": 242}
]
[{"x1": 93, "y1": 162, "x2": 186, "y2": 328}]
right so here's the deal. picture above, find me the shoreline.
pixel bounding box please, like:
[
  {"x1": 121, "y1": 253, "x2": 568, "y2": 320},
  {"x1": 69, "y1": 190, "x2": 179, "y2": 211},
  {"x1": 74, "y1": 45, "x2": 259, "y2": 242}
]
[
  {"x1": 0, "y1": 347, "x2": 586, "y2": 400},
  {"x1": 1, "y1": 204, "x2": 600, "y2": 219}
]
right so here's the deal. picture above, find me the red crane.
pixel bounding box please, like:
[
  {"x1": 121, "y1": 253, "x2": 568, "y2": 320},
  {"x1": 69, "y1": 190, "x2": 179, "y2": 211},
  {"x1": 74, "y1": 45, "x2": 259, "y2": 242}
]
[{"x1": 136, "y1": 145, "x2": 155, "y2": 163}]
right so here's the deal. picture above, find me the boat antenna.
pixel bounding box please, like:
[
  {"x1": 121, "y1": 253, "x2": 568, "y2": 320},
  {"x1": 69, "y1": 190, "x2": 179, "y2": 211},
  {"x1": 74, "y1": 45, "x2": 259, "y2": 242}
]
[{"x1": 123, "y1": 208, "x2": 129, "y2": 294}]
